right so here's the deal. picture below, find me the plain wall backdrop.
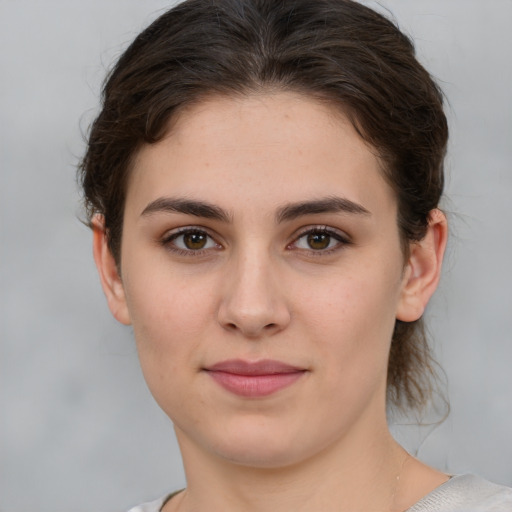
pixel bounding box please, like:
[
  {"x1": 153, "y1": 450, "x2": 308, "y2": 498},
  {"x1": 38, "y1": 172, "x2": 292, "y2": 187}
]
[{"x1": 1, "y1": 1, "x2": 511, "y2": 511}]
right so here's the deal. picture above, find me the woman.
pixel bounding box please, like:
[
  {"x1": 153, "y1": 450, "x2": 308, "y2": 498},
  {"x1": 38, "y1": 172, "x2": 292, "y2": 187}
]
[{"x1": 79, "y1": 0, "x2": 512, "y2": 510}]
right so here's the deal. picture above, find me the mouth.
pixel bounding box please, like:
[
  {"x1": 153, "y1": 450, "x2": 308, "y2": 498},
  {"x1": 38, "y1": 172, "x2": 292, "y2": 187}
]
[{"x1": 203, "y1": 359, "x2": 307, "y2": 398}]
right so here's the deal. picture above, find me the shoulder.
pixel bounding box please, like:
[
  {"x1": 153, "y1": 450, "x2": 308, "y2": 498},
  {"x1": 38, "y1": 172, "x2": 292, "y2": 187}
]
[{"x1": 407, "y1": 474, "x2": 512, "y2": 512}]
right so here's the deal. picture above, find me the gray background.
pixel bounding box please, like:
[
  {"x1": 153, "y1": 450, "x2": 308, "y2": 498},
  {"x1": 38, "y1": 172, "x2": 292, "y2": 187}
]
[{"x1": 1, "y1": 1, "x2": 511, "y2": 511}]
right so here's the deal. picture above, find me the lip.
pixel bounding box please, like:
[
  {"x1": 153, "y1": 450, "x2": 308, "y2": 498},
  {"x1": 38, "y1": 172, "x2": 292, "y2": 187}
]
[{"x1": 204, "y1": 359, "x2": 307, "y2": 398}]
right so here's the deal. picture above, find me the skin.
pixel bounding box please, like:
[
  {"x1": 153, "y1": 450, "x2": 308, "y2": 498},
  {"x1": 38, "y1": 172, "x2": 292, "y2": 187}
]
[{"x1": 94, "y1": 93, "x2": 448, "y2": 511}]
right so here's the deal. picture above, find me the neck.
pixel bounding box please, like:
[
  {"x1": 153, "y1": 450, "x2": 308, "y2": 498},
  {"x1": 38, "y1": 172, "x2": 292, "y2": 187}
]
[{"x1": 171, "y1": 416, "x2": 409, "y2": 512}]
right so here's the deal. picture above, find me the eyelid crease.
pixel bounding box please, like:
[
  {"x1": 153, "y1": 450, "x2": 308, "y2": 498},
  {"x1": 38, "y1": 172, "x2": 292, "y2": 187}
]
[
  {"x1": 161, "y1": 225, "x2": 217, "y2": 240},
  {"x1": 292, "y1": 225, "x2": 351, "y2": 242}
]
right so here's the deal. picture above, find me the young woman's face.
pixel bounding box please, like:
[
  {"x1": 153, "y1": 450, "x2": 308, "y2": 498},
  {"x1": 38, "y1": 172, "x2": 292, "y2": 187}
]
[{"x1": 114, "y1": 93, "x2": 416, "y2": 467}]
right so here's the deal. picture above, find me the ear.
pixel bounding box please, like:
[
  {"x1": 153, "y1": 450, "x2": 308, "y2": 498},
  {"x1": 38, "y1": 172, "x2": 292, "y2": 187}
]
[
  {"x1": 396, "y1": 209, "x2": 448, "y2": 322},
  {"x1": 92, "y1": 215, "x2": 131, "y2": 325}
]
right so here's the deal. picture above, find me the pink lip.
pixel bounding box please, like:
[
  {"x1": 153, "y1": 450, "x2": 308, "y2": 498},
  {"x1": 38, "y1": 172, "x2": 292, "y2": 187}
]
[{"x1": 204, "y1": 359, "x2": 307, "y2": 398}]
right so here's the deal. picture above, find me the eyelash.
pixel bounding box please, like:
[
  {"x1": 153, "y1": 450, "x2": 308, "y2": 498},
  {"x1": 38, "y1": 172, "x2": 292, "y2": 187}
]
[
  {"x1": 160, "y1": 227, "x2": 222, "y2": 257},
  {"x1": 289, "y1": 226, "x2": 351, "y2": 255},
  {"x1": 160, "y1": 225, "x2": 350, "y2": 257}
]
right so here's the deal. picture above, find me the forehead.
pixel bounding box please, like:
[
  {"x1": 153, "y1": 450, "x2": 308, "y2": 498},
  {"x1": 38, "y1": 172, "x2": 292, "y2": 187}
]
[{"x1": 126, "y1": 92, "x2": 396, "y2": 218}]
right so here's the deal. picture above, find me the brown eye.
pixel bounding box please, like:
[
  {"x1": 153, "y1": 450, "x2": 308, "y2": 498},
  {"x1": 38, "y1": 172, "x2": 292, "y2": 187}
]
[
  {"x1": 166, "y1": 229, "x2": 218, "y2": 253},
  {"x1": 292, "y1": 227, "x2": 348, "y2": 253},
  {"x1": 307, "y1": 232, "x2": 331, "y2": 250},
  {"x1": 183, "y1": 231, "x2": 208, "y2": 250}
]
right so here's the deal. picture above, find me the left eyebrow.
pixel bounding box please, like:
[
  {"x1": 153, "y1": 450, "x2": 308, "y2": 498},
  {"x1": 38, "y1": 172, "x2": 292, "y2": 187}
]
[{"x1": 276, "y1": 196, "x2": 371, "y2": 223}]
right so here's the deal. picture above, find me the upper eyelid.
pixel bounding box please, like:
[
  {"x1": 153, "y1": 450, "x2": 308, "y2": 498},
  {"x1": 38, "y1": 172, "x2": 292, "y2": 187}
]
[
  {"x1": 162, "y1": 225, "x2": 218, "y2": 241},
  {"x1": 292, "y1": 225, "x2": 350, "y2": 241}
]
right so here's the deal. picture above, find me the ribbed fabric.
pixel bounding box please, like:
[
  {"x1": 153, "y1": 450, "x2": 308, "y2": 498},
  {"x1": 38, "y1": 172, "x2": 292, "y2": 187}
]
[
  {"x1": 407, "y1": 474, "x2": 512, "y2": 512},
  {"x1": 127, "y1": 490, "x2": 180, "y2": 512},
  {"x1": 127, "y1": 495, "x2": 166, "y2": 512},
  {"x1": 127, "y1": 474, "x2": 512, "y2": 512}
]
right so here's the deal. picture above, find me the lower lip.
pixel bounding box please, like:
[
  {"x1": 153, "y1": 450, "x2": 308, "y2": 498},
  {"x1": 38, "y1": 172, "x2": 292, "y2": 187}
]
[{"x1": 206, "y1": 371, "x2": 305, "y2": 398}]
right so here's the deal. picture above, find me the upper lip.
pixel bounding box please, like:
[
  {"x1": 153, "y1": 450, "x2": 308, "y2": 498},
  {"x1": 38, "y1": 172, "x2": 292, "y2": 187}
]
[{"x1": 205, "y1": 359, "x2": 305, "y2": 375}]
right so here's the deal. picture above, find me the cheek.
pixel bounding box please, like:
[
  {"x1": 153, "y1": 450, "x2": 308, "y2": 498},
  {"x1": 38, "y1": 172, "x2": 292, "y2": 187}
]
[
  {"x1": 122, "y1": 266, "x2": 216, "y2": 371},
  {"x1": 298, "y1": 263, "x2": 401, "y2": 332},
  {"x1": 293, "y1": 265, "x2": 402, "y2": 376},
  {"x1": 291, "y1": 278, "x2": 399, "y2": 434},
  {"x1": 123, "y1": 272, "x2": 216, "y2": 416}
]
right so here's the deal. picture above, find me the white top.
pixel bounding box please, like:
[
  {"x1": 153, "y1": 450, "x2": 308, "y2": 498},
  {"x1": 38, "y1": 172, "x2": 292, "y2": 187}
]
[
  {"x1": 128, "y1": 496, "x2": 168, "y2": 512},
  {"x1": 127, "y1": 474, "x2": 512, "y2": 512}
]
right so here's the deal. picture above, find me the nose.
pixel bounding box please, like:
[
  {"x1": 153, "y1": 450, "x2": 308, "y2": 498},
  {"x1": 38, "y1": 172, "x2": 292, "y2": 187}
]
[{"x1": 217, "y1": 250, "x2": 291, "y2": 338}]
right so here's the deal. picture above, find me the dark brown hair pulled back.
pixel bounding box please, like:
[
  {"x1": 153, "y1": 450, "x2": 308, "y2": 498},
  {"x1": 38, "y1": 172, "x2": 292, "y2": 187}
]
[{"x1": 79, "y1": 0, "x2": 448, "y2": 411}]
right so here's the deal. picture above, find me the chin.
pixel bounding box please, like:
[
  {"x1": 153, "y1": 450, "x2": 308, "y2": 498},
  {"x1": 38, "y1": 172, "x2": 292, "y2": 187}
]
[
  {"x1": 203, "y1": 418, "x2": 320, "y2": 469},
  {"x1": 218, "y1": 442, "x2": 304, "y2": 469}
]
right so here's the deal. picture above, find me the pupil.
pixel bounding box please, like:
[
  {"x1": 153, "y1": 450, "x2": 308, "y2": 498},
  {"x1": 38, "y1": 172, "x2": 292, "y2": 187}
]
[
  {"x1": 184, "y1": 232, "x2": 207, "y2": 250},
  {"x1": 307, "y1": 232, "x2": 330, "y2": 250}
]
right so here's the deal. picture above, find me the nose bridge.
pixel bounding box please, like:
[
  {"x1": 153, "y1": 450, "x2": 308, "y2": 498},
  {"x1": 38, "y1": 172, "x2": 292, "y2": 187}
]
[{"x1": 217, "y1": 241, "x2": 290, "y2": 337}]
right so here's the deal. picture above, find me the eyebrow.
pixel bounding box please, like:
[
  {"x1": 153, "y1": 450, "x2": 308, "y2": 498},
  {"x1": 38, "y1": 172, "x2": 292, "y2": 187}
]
[
  {"x1": 140, "y1": 195, "x2": 370, "y2": 223},
  {"x1": 141, "y1": 197, "x2": 231, "y2": 222},
  {"x1": 276, "y1": 196, "x2": 371, "y2": 223}
]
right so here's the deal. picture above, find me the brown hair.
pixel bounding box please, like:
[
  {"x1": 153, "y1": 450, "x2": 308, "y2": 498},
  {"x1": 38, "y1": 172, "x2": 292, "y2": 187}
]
[{"x1": 79, "y1": 0, "x2": 448, "y2": 411}]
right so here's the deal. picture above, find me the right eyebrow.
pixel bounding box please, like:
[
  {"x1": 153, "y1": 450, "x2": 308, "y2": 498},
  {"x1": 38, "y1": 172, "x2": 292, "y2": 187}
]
[{"x1": 140, "y1": 197, "x2": 231, "y2": 223}]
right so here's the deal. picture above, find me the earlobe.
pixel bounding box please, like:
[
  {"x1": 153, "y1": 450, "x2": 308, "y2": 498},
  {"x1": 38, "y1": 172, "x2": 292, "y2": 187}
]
[
  {"x1": 92, "y1": 215, "x2": 132, "y2": 325},
  {"x1": 396, "y1": 209, "x2": 448, "y2": 322}
]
